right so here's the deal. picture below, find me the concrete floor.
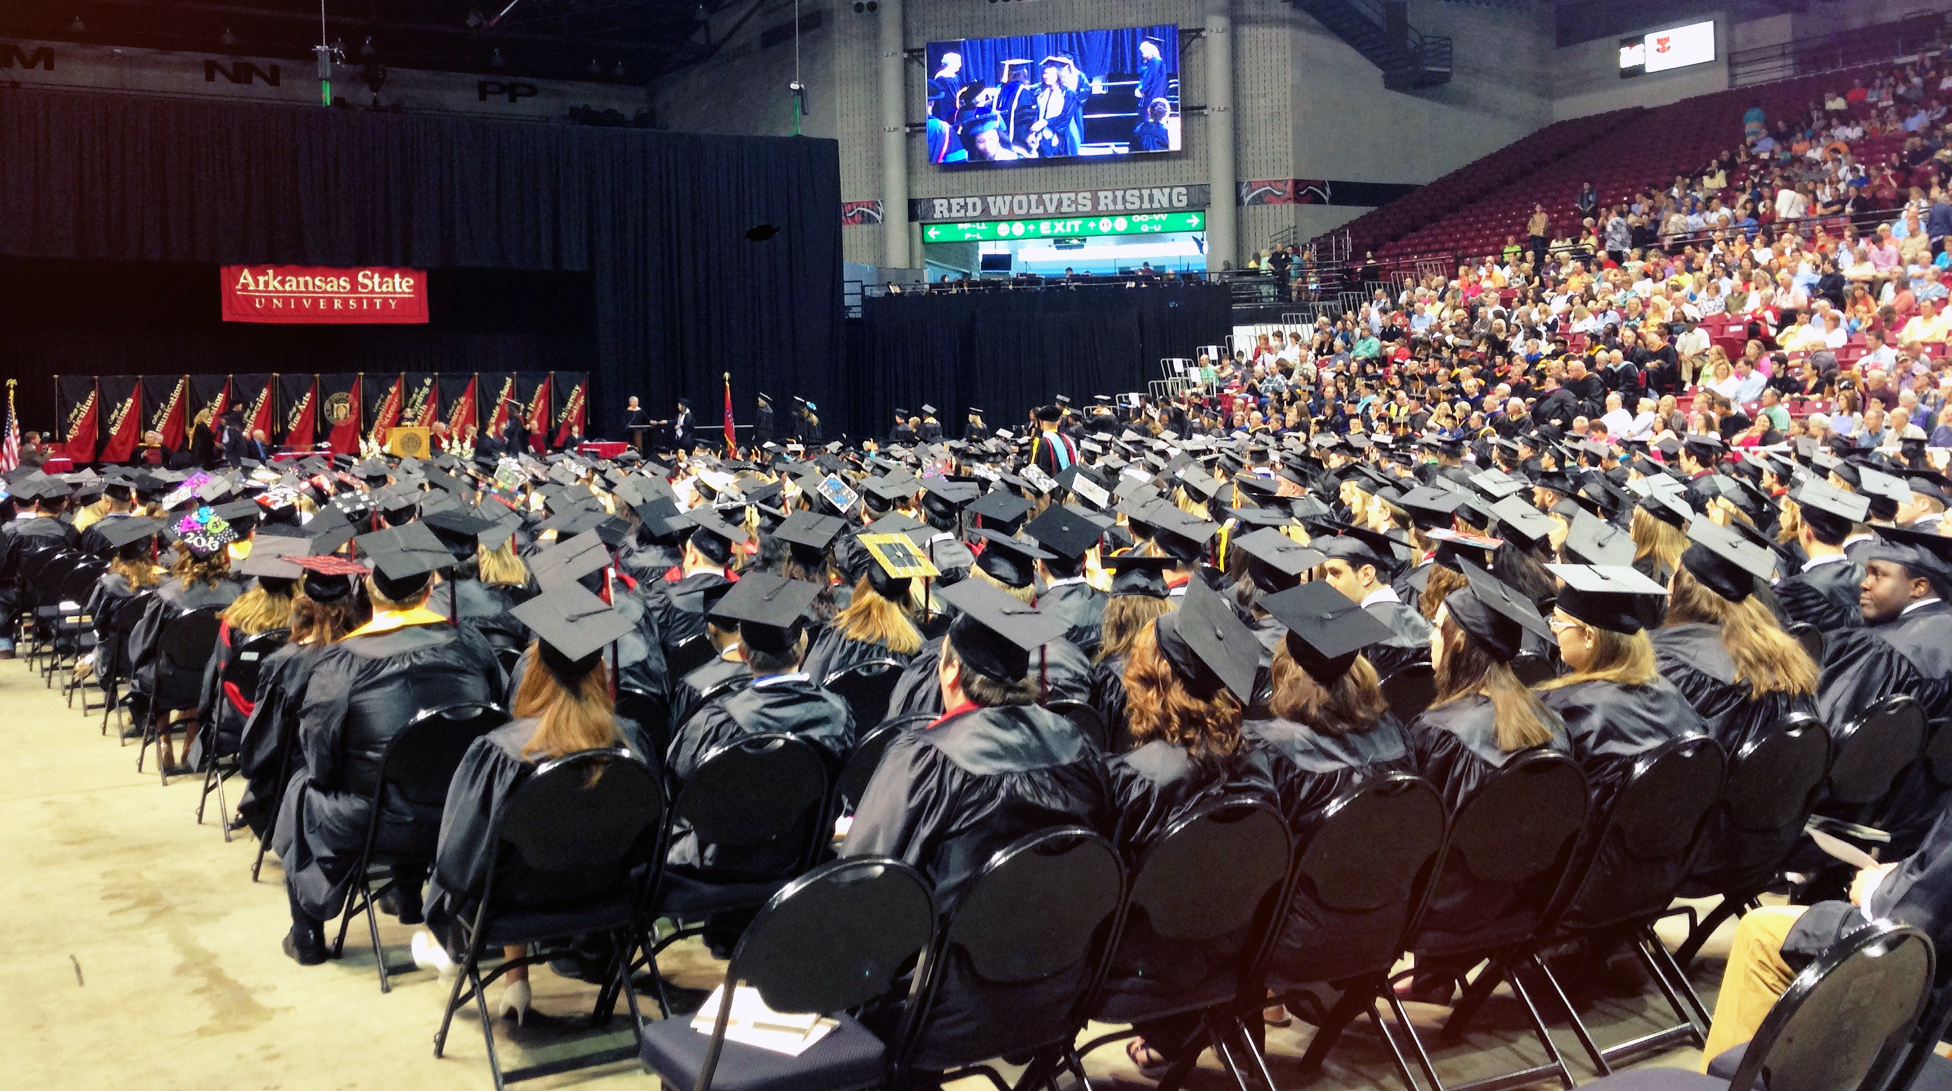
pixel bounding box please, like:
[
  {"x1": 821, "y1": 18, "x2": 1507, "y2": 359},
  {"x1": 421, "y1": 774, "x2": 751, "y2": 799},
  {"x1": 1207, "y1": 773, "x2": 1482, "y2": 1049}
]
[{"x1": 2, "y1": 655, "x2": 1733, "y2": 1090}]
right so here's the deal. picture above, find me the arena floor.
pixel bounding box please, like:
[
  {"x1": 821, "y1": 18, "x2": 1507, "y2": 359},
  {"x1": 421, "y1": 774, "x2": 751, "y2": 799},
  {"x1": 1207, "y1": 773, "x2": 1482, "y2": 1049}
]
[{"x1": 1, "y1": 656, "x2": 1726, "y2": 1090}]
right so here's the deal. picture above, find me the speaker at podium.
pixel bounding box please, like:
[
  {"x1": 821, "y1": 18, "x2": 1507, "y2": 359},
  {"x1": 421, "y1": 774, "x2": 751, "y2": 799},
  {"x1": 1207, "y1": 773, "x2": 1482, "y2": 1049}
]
[{"x1": 386, "y1": 427, "x2": 432, "y2": 458}]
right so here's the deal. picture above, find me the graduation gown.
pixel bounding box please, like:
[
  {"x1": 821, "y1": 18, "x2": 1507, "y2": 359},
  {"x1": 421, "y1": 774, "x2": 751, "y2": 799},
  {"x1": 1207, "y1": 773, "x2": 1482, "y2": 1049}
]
[
  {"x1": 667, "y1": 652, "x2": 752, "y2": 739},
  {"x1": 1038, "y1": 580, "x2": 1107, "y2": 658},
  {"x1": 664, "y1": 674, "x2": 856, "y2": 877},
  {"x1": 190, "y1": 619, "x2": 284, "y2": 767},
  {"x1": 801, "y1": 628, "x2": 914, "y2": 688},
  {"x1": 1363, "y1": 598, "x2": 1432, "y2": 679},
  {"x1": 1029, "y1": 637, "x2": 1094, "y2": 705},
  {"x1": 127, "y1": 577, "x2": 241, "y2": 711},
  {"x1": 841, "y1": 702, "x2": 1110, "y2": 1069},
  {"x1": 85, "y1": 570, "x2": 148, "y2": 684},
  {"x1": 1088, "y1": 652, "x2": 1133, "y2": 753},
  {"x1": 1651, "y1": 622, "x2": 1816, "y2": 754},
  {"x1": 1774, "y1": 558, "x2": 1867, "y2": 636},
  {"x1": 1816, "y1": 600, "x2": 1952, "y2": 853},
  {"x1": 235, "y1": 642, "x2": 323, "y2": 838},
  {"x1": 885, "y1": 637, "x2": 947, "y2": 719},
  {"x1": 642, "y1": 569, "x2": 730, "y2": 661},
  {"x1": 431, "y1": 577, "x2": 532, "y2": 654},
  {"x1": 274, "y1": 613, "x2": 504, "y2": 920},
  {"x1": 1536, "y1": 677, "x2": 1706, "y2": 817},
  {"x1": 1781, "y1": 798, "x2": 1952, "y2": 967}
]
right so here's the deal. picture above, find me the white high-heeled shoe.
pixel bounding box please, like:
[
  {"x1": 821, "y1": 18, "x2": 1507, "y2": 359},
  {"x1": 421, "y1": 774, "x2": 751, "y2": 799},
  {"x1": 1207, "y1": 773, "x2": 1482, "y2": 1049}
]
[
  {"x1": 410, "y1": 931, "x2": 457, "y2": 981},
  {"x1": 498, "y1": 979, "x2": 532, "y2": 1025}
]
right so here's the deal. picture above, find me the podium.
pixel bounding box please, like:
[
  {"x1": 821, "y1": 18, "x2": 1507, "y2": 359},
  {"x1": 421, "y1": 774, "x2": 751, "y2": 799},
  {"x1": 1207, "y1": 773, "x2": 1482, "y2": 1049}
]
[{"x1": 386, "y1": 427, "x2": 432, "y2": 458}]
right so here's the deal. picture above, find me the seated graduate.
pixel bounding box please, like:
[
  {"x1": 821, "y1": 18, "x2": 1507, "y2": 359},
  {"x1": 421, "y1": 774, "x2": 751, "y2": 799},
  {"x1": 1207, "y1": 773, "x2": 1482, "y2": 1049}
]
[
  {"x1": 1773, "y1": 481, "x2": 1869, "y2": 635},
  {"x1": 1400, "y1": 565, "x2": 1570, "y2": 1004},
  {"x1": 1815, "y1": 525, "x2": 1952, "y2": 854},
  {"x1": 82, "y1": 515, "x2": 165, "y2": 693},
  {"x1": 641, "y1": 508, "x2": 746, "y2": 659},
  {"x1": 235, "y1": 553, "x2": 368, "y2": 839},
  {"x1": 1106, "y1": 580, "x2": 1281, "y2": 1070},
  {"x1": 1651, "y1": 519, "x2": 1818, "y2": 754},
  {"x1": 964, "y1": 528, "x2": 1094, "y2": 704},
  {"x1": 413, "y1": 584, "x2": 637, "y2": 1024},
  {"x1": 800, "y1": 529, "x2": 926, "y2": 683},
  {"x1": 1315, "y1": 524, "x2": 1431, "y2": 677},
  {"x1": 275, "y1": 522, "x2": 505, "y2": 966},
  {"x1": 128, "y1": 509, "x2": 243, "y2": 775},
  {"x1": 509, "y1": 530, "x2": 669, "y2": 713},
  {"x1": 423, "y1": 509, "x2": 532, "y2": 655},
  {"x1": 663, "y1": 580, "x2": 746, "y2": 738},
  {"x1": 842, "y1": 576, "x2": 1111, "y2": 910},
  {"x1": 1022, "y1": 507, "x2": 1108, "y2": 656},
  {"x1": 1088, "y1": 556, "x2": 1177, "y2": 749},
  {"x1": 1535, "y1": 563, "x2": 1707, "y2": 814},
  {"x1": 1148, "y1": 509, "x2": 1219, "y2": 602},
  {"x1": 190, "y1": 539, "x2": 300, "y2": 770}
]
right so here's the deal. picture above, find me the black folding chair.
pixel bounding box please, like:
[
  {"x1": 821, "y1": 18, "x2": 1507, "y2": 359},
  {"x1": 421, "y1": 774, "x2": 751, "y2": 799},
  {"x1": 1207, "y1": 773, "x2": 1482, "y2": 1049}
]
[
  {"x1": 1525, "y1": 735, "x2": 1727, "y2": 1075},
  {"x1": 98, "y1": 590, "x2": 154, "y2": 736},
  {"x1": 1672, "y1": 715, "x2": 1830, "y2": 968},
  {"x1": 432, "y1": 748, "x2": 665, "y2": 1091},
  {"x1": 1784, "y1": 620, "x2": 1826, "y2": 665},
  {"x1": 616, "y1": 686, "x2": 672, "y2": 768},
  {"x1": 667, "y1": 634, "x2": 714, "y2": 679},
  {"x1": 1255, "y1": 774, "x2": 1449, "y2": 1090},
  {"x1": 640, "y1": 733, "x2": 832, "y2": 1010},
  {"x1": 1616, "y1": 922, "x2": 1933, "y2": 1091},
  {"x1": 50, "y1": 555, "x2": 105, "y2": 690},
  {"x1": 198, "y1": 627, "x2": 289, "y2": 841},
  {"x1": 1510, "y1": 649, "x2": 1559, "y2": 687},
  {"x1": 1389, "y1": 749, "x2": 1590, "y2": 1091},
  {"x1": 638, "y1": 857, "x2": 936, "y2": 1091},
  {"x1": 1379, "y1": 662, "x2": 1438, "y2": 723},
  {"x1": 136, "y1": 606, "x2": 224, "y2": 785},
  {"x1": 1822, "y1": 694, "x2": 1927, "y2": 818},
  {"x1": 833, "y1": 715, "x2": 917, "y2": 821},
  {"x1": 891, "y1": 827, "x2": 1125, "y2": 1091},
  {"x1": 822, "y1": 657, "x2": 905, "y2": 730},
  {"x1": 334, "y1": 701, "x2": 509, "y2": 992},
  {"x1": 1045, "y1": 699, "x2": 1109, "y2": 751}
]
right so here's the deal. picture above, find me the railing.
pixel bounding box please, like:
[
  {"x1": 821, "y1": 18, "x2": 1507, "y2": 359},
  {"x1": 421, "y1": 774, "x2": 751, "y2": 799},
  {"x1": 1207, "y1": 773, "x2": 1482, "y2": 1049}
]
[{"x1": 1728, "y1": 10, "x2": 1951, "y2": 88}]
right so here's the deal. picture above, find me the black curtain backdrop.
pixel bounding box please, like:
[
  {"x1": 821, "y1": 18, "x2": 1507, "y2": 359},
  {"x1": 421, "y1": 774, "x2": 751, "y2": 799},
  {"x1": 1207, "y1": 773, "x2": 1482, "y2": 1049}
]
[
  {"x1": 848, "y1": 284, "x2": 1231, "y2": 439},
  {"x1": 0, "y1": 90, "x2": 842, "y2": 440}
]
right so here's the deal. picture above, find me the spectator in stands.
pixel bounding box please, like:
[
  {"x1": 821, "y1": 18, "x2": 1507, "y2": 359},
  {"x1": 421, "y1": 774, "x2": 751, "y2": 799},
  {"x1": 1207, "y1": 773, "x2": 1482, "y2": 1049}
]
[
  {"x1": 1902, "y1": 300, "x2": 1951, "y2": 344},
  {"x1": 1527, "y1": 203, "x2": 1550, "y2": 264},
  {"x1": 1575, "y1": 182, "x2": 1598, "y2": 219}
]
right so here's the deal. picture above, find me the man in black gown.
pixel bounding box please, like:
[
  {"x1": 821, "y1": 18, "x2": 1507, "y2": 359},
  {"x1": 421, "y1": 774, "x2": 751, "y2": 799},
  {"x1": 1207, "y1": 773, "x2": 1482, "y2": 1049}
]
[
  {"x1": 1022, "y1": 506, "x2": 1106, "y2": 656},
  {"x1": 641, "y1": 509, "x2": 745, "y2": 662},
  {"x1": 1774, "y1": 481, "x2": 1869, "y2": 635}
]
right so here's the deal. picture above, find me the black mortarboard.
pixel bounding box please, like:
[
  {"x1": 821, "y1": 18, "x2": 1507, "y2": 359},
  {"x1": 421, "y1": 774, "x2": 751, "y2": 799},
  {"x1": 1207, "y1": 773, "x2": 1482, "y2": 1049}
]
[
  {"x1": 1260, "y1": 581, "x2": 1392, "y2": 685},
  {"x1": 920, "y1": 479, "x2": 982, "y2": 520},
  {"x1": 237, "y1": 536, "x2": 308, "y2": 582},
  {"x1": 711, "y1": 571, "x2": 822, "y2": 656},
  {"x1": 772, "y1": 510, "x2": 846, "y2": 562},
  {"x1": 1638, "y1": 485, "x2": 1695, "y2": 529},
  {"x1": 421, "y1": 508, "x2": 498, "y2": 559},
  {"x1": 921, "y1": 404, "x2": 937, "y2": 416},
  {"x1": 1444, "y1": 563, "x2": 1552, "y2": 660},
  {"x1": 967, "y1": 488, "x2": 1035, "y2": 531},
  {"x1": 1107, "y1": 554, "x2": 1174, "y2": 598},
  {"x1": 936, "y1": 578, "x2": 1069, "y2": 682},
  {"x1": 970, "y1": 528, "x2": 1052, "y2": 588},
  {"x1": 96, "y1": 516, "x2": 164, "y2": 553},
  {"x1": 1857, "y1": 465, "x2": 1912, "y2": 520},
  {"x1": 529, "y1": 529, "x2": 611, "y2": 592},
  {"x1": 1861, "y1": 525, "x2": 1952, "y2": 596},
  {"x1": 1152, "y1": 511, "x2": 1219, "y2": 563},
  {"x1": 212, "y1": 499, "x2": 262, "y2": 532},
  {"x1": 684, "y1": 506, "x2": 750, "y2": 564},
  {"x1": 1232, "y1": 527, "x2": 1325, "y2": 587},
  {"x1": 1683, "y1": 433, "x2": 1725, "y2": 460},
  {"x1": 1793, "y1": 480, "x2": 1869, "y2": 540},
  {"x1": 1021, "y1": 507, "x2": 1103, "y2": 561},
  {"x1": 1397, "y1": 486, "x2": 1466, "y2": 530},
  {"x1": 510, "y1": 584, "x2": 635, "y2": 680},
  {"x1": 1154, "y1": 579, "x2": 1260, "y2": 701},
  {"x1": 1469, "y1": 470, "x2": 1526, "y2": 500},
  {"x1": 1561, "y1": 511, "x2": 1635, "y2": 567},
  {"x1": 1319, "y1": 524, "x2": 1403, "y2": 575},
  {"x1": 1681, "y1": 518, "x2": 1777, "y2": 602},
  {"x1": 1546, "y1": 563, "x2": 1668, "y2": 633},
  {"x1": 353, "y1": 522, "x2": 452, "y2": 599}
]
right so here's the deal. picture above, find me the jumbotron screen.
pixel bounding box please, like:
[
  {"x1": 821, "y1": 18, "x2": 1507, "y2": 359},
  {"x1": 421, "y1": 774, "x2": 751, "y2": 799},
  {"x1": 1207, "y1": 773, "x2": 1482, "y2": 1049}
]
[{"x1": 925, "y1": 25, "x2": 1180, "y2": 168}]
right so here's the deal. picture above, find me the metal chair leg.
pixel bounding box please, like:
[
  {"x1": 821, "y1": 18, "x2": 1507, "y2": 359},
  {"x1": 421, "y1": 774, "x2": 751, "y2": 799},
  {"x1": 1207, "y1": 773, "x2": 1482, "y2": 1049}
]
[
  {"x1": 1296, "y1": 978, "x2": 1376, "y2": 1073},
  {"x1": 1367, "y1": 999, "x2": 1427, "y2": 1091},
  {"x1": 1438, "y1": 958, "x2": 1502, "y2": 1042},
  {"x1": 1503, "y1": 958, "x2": 1578, "y2": 1090},
  {"x1": 215, "y1": 763, "x2": 233, "y2": 843},
  {"x1": 1383, "y1": 987, "x2": 1445, "y2": 1091},
  {"x1": 1527, "y1": 951, "x2": 1610, "y2": 1077},
  {"x1": 1673, "y1": 894, "x2": 1743, "y2": 968}
]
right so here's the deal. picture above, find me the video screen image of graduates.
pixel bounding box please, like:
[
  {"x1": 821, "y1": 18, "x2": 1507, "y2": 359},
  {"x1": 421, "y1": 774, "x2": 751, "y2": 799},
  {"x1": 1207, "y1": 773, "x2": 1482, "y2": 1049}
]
[{"x1": 926, "y1": 25, "x2": 1180, "y2": 167}]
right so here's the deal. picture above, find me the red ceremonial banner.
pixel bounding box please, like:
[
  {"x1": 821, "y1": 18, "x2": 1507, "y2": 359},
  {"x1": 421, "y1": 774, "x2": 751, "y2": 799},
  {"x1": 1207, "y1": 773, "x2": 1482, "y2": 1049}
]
[
  {"x1": 98, "y1": 376, "x2": 142, "y2": 464},
  {"x1": 220, "y1": 265, "x2": 429, "y2": 325}
]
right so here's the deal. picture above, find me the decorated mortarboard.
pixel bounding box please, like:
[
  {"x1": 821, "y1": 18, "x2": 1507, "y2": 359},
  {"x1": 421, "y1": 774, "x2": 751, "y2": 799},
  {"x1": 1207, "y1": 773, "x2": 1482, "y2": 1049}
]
[
  {"x1": 1155, "y1": 579, "x2": 1261, "y2": 702},
  {"x1": 1443, "y1": 563, "x2": 1552, "y2": 660},
  {"x1": 1545, "y1": 563, "x2": 1668, "y2": 634},
  {"x1": 529, "y1": 529, "x2": 612, "y2": 592},
  {"x1": 1260, "y1": 581, "x2": 1393, "y2": 685},
  {"x1": 1021, "y1": 507, "x2": 1103, "y2": 561},
  {"x1": 353, "y1": 521, "x2": 453, "y2": 599},
  {"x1": 1427, "y1": 528, "x2": 1501, "y2": 572},
  {"x1": 172, "y1": 507, "x2": 238, "y2": 559},
  {"x1": 857, "y1": 532, "x2": 940, "y2": 580},
  {"x1": 1681, "y1": 517, "x2": 1777, "y2": 602},
  {"x1": 290, "y1": 554, "x2": 368, "y2": 603},
  {"x1": 1561, "y1": 511, "x2": 1635, "y2": 567},
  {"x1": 935, "y1": 578, "x2": 1070, "y2": 682},
  {"x1": 510, "y1": 584, "x2": 636, "y2": 679},
  {"x1": 708, "y1": 571, "x2": 822, "y2": 655},
  {"x1": 970, "y1": 528, "x2": 1053, "y2": 588}
]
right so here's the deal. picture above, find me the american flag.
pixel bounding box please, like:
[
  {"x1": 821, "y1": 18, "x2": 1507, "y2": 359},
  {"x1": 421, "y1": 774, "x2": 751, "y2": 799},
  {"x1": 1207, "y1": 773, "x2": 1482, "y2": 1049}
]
[{"x1": 0, "y1": 380, "x2": 19, "y2": 474}]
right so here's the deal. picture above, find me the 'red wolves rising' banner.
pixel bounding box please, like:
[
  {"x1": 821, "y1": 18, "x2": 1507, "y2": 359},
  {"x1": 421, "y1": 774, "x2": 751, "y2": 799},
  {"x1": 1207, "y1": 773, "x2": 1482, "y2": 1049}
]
[
  {"x1": 401, "y1": 373, "x2": 440, "y2": 430},
  {"x1": 142, "y1": 375, "x2": 190, "y2": 452},
  {"x1": 518, "y1": 373, "x2": 552, "y2": 454},
  {"x1": 237, "y1": 374, "x2": 277, "y2": 441},
  {"x1": 97, "y1": 376, "x2": 143, "y2": 464},
  {"x1": 321, "y1": 373, "x2": 363, "y2": 456},
  {"x1": 439, "y1": 374, "x2": 479, "y2": 443},
  {"x1": 281, "y1": 374, "x2": 319, "y2": 450},
  {"x1": 480, "y1": 373, "x2": 518, "y2": 439},
  {"x1": 553, "y1": 372, "x2": 588, "y2": 446},
  {"x1": 55, "y1": 376, "x2": 100, "y2": 463},
  {"x1": 365, "y1": 372, "x2": 406, "y2": 448}
]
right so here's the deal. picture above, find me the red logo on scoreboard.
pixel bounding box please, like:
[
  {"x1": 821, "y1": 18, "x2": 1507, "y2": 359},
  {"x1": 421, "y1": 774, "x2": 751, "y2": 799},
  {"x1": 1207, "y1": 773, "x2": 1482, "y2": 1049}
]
[{"x1": 220, "y1": 265, "x2": 429, "y2": 324}]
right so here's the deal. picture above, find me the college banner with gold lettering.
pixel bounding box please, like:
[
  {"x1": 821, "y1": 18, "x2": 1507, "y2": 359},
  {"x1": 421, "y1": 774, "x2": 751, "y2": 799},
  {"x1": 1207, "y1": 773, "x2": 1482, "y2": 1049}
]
[{"x1": 219, "y1": 265, "x2": 429, "y2": 324}]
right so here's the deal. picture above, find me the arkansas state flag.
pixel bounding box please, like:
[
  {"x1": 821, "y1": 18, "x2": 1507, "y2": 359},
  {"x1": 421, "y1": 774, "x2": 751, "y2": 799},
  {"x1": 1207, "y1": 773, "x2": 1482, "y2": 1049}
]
[
  {"x1": 55, "y1": 376, "x2": 100, "y2": 463},
  {"x1": 98, "y1": 377, "x2": 142, "y2": 464}
]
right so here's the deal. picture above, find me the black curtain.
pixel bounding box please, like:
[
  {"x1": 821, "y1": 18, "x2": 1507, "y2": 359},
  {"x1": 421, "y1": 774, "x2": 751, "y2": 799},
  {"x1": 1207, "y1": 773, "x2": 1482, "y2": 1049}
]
[
  {"x1": 848, "y1": 284, "x2": 1232, "y2": 439},
  {"x1": 0, "y1": 90, "x2": 841, "y2": 440}
]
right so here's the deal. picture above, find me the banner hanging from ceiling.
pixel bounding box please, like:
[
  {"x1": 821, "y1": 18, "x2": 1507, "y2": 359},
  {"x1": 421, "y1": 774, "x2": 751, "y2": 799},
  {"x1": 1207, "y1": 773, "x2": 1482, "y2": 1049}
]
[{"x1": 219, "y1": 265, "x2": 429, "y2": 324}]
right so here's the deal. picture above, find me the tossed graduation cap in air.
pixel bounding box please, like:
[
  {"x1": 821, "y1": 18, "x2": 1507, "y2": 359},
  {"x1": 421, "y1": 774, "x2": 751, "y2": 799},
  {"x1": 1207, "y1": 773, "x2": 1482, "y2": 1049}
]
[
  {"x1": 935, "y1": 577, "x2": 1069, "y2": 683},
  {"x1": 708, "y1": 571, "x2": 823, "y2": 656},
  {"x1": 1681, "y1": 517, "x2": 1777, "y2": 602},
  {"x1": 1545, "y1": 563, "x2": 1668, "y2": 634},
  {"x1": 1260, "y1": 581, "x2": 1392, "y2": 685},
  {"x1": 1443, "y1": 563, "x2": 1552, "y2": 660},
  {"x1": 970, "y1": 527, "x2": 1053, "y2": 589},
  {"x1": 511, "y1": 584, "x2": 636, "y2": 681},
  {"x1": 1106, "y1": 554, "x2": 1174, "y2": 598},
  {"x1": 1153, "y1": 579, "x2": 1260, "y2": 702}
]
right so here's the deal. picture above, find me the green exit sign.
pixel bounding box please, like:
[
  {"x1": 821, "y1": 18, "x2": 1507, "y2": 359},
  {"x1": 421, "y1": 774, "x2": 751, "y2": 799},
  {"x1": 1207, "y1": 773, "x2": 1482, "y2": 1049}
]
[{"x1": 922, "y1": 211, "x2": 1206, "y2": 243}]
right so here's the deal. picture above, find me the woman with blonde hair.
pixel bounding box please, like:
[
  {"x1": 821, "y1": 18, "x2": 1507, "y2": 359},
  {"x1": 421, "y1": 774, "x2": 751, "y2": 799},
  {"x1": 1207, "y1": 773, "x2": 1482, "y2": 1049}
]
[
  {"x1": 803, "y1": 549, "x2": 924, "y2": 681},
  {"x1": 126, "y1": 510, "x2": 242, "y2": 775},
  {"x1": 192, "y1": 544, "x2": 301, "y2": 769},
  {"x1": 1630, "y1": 499, "x2": 1689, "y2": 585}
]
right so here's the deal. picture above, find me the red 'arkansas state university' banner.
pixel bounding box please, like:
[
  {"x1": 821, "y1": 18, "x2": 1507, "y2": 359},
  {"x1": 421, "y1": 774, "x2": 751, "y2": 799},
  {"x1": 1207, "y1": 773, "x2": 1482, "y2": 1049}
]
[{"x1": 220, "y1": 266, "x2": 429, "y2": 324}]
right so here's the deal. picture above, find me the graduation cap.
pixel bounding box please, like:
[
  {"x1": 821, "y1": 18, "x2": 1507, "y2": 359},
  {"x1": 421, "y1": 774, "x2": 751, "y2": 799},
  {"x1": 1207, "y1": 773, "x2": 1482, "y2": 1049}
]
[
  {"x1": 1022, "y1": 507, "x2": 1103, "y2": 562},
  {"x1": 1545, "y1": 563, "x2": 1668, "y2": 634},
  {"x1": 1469, "y1": 470, "x2": 1526, "y2": 501},
  {"x1": 861, "y1": 511, "x2": 925, "y2": 537},
  {"x1": 1427, "y1": 529, "x2": 1502, "y2": 572},
  {"x1": 920, "y1": 404, "x2": 938, "y2": 417},
  {"x1": 683, "y1": 506, "x2": 750, "y2": 565},
  {"x1": 291, "y1": 554, "x2": 368, "y2": 604},
  {"x1": 1856, "y1": 466, "x2": 1913, "y2": 520},
  {"x1": 172, "y1": 508, "x2": 238, "y2": 560},
  {"x1": 857, "y1": 532, "x2": 938, "y2": 598},
  {"x1": 1233, "y1": 527, "x2": 1325, "y2": 591},
  {"x1": 1154, "y1": 579, "x2": 1260, "y2": 702},
  {"x1": 1561, "y1": 511, "x2": 1635, "y2": 567},
  {"x1": 1152, "y1": 512, "x2": 1219, "y2": 563},
  {"x1": 236, "y1": 536, "x2": 308, "y2": 583},
  {"x1": 1319, "y1": 524, "x2": 1403, "y2": 575},
  {"x1": 1260, "y1": 581, "x2": 1392, "y2": 685},
  {"x1": 421, "y1": 508, "x2": 500, "y2": 559},
  {"x1": 967, "y1": 487, "x2": 1036, "y2": 533},
  {"x1": 936, "y1": 578, "x2": 1069, "y2": 682},
  {"x1": 861, "y1": 476, "x2": 918, "y2": 507},
  {"x1": 1682, "y1": 433, "x2": 1726, "y2": 462},
  {"x1": 970, "y1": 528, "x2": 1052, "y2": 588},
  {"x1": 711, "y1": 571, "x2": 823, "y2": 656},
  {"x1": 1681, "y1": 518, "x2": 1776, "y2": 602},
  {"x1": 773, "y1": 510, "x2": 846, "y2": 566},
  {"x1": 510, "y1": 584, "x2": 636, "y2": 680},
  {"x1": 1861, "y1": 525, "x2": 1952, "y2": 596},
  {"x1": 352, "y1": 458, "x2": 392, "y2": 484},
  {"x1": 1444, "y1": 563, "x2": 1552, "y2": 660},
  {"x1": 1397, "y1": 486, "x2": 1466, "y2": 530},
  {"x1": 95, "y1": 516, "x2": 165, "y2": 555},
  {"x1": 530, "y1": 529, "x2": 611, "y2": 592},
  {"x1": 353, "y1": 521, "x2": 453, "y2": 600},
  {"x1": 1638, "y1": 487, "x2": 1695, "y2": 529},
  {"x1": 920, "y1": 479, "x2": 982, "y2": 520},
  {"x1": 1107, "y1": 554, "x2": 1174, "y2": 598}
]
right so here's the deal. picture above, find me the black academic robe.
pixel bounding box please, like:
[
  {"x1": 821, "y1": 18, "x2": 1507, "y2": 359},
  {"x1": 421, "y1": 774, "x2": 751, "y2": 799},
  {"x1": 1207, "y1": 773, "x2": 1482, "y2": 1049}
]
[
  {"x1": 235, "y1": 642, "x2": 324, "y2": 837},
  {"x1": 841, "y1": 702, "x2": 1111, "y2": 1069},
  {"x1": 127, "y1": 577, "x2": 241, "y2": 711},
  {"x1": 1651, "y1": 622, "x2": 1816, "y2": 754},
  {"x1": 885, "y1": 637, "x2": 947, "y2": 720},
  {"x1": 85, "y1": 570, "x2": 148, "y2": 684},
  {"x1": 667, "y1": 653, "x2": 752, "y2": 739},
  {"x1": 1537, "y1": 676, "x2": 1705, "y2": 824},
  {"x1": 802, "y1": 628, "x2": 914, "y2": 687},
  {"x1": 0, "y1": 513, "x2": 78, "y2": 616},
  {"x1": 1363, "y1": 598, "x2": 1432, "y2": 678},
  {"x1": 274, "y1": 618, "x2": 503, "y2": 920},
  {"x1": 664, "y1": 674, "x2": 857, "y2": 876},
  {"x1": 1029, "y1": 637, "x2": 1095, "y2": 705},
  {"x1": 431, "y1": 577, "x2": 532, "y2": 654},
  {"x1": 919, "y1": 418, "x2": 944, "y2": 444},
  {"x1": 1781, "y1": 797, "x2": 1952, "y2": 966},
  {"x1": 422, "y1": 719, "x2": 655, "y2": 951},
  {"x1": 642, "y1": 570, "x2": 731, "y2": 662},
  {"x1": 1089, "y1": 652, "x2": 1133, "y2": 752},
  {"x1": 1774, "y1": 558, "x2": 1867, "y2": 636},
  {"x1": 190, "y1": 619, "x2": 284, "y2": 767},
  {"x1": 1816, "y1": 600, "x2": 1952, "y2": 853},
  {"x1": 890, "y1": 424, "x2": 918, "y2": 445},
  {"x1": 1391, "y1": 561, "x2": 1434, "y2": 610},
  {"x1": 619, "y1": 540, "x2": 683, "y2": 585},
  {"x1": 1038, "y1": 580, "x2": 1107, "y2": 658}
]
